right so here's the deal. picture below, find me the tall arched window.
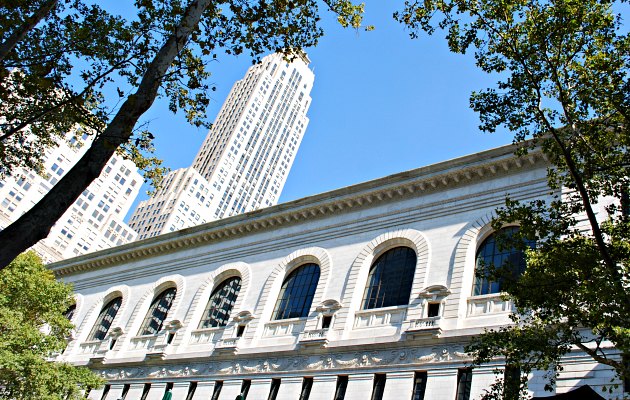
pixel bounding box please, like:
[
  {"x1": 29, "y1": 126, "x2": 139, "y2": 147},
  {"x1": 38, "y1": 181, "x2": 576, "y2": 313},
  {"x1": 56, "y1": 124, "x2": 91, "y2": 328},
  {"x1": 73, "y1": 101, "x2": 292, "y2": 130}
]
[
  {"x1": 362, "y1": 246, "x2": 417, "y2": 309},
  {"x1": 198, "y1": 277, "x2": 242, "y2": 329},
  {"x1": 473, "y1": 227, "x2": 535, "y2": 295},
  {"x1": 88, "y1": 297, "x2": 122, "y2": 340},
  {"x1": 138, "y1": 288, "x2": 177, "y2": 335},
  {"x1": 273, "y1": 263, "x2": 320, "y2": 320}
]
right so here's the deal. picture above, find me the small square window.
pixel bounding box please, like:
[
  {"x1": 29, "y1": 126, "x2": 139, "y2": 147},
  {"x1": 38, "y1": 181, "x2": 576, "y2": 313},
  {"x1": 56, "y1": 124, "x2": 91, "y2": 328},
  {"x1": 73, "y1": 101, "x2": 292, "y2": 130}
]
[{"x1": 427, "y1": 303, "x2": 440, "y2": 318}]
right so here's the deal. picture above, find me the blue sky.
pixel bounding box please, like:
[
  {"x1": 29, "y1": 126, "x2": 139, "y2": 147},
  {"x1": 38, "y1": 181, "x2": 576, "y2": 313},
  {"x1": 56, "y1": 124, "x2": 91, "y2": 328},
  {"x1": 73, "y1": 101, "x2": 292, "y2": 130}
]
[{"x1": 126, "y1": 1, "x2": 513, "y2": 219}]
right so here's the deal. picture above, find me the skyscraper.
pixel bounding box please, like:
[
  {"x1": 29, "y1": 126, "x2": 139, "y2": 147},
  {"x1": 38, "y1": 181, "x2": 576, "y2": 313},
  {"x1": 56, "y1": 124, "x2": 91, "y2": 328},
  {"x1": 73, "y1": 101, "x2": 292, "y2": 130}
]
[
  {"x1": 0, "y1": 130, "x2": 141, "y2": 262},
  {"x1": 128, "y1": 52, "x2": 314, "y2": 240}
]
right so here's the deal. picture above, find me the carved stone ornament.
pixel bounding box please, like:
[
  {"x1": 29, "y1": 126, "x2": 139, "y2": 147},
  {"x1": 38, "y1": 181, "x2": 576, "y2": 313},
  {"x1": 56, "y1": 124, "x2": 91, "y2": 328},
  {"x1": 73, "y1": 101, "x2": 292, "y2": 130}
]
[{"x1": 98, "y1": 345, "x2": 471, "y2": 380}]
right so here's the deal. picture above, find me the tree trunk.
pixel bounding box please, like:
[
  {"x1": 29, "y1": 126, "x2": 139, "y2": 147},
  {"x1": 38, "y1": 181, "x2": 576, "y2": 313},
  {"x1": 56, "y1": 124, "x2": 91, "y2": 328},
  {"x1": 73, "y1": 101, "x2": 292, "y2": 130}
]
[
  {"x1": 0, "y1": 0, "x2": 59, "y2": 64},
  {"x1": 0, "y1": 0, "x2": 212, "y2": 269}
]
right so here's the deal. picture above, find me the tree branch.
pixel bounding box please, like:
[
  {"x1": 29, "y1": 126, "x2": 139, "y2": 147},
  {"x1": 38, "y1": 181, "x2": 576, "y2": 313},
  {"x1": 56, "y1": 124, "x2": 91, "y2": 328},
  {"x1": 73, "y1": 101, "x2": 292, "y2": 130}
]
[
  {"x1": 0, "y1": 0, "x2": 215, "y2": 268},
  {"x1": 0, "y1": 0, "x2": 59, "y2": 64}
]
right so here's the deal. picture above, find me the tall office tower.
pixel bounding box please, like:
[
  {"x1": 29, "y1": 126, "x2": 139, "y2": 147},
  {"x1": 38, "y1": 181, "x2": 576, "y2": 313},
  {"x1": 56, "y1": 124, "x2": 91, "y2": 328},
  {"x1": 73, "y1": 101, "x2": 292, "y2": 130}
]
[
  {"x1": 0, "y1": 131, "x2": 142, "y2": 262},
  {"x1": 129, "y1": 52, "x2": 314, "y2": 240}
]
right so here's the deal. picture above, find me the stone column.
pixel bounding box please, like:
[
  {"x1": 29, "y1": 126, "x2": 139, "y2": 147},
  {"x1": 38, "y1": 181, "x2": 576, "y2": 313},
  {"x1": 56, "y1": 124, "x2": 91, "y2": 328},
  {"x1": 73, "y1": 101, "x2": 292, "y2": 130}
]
[
  {"x1": 145, "y1": 382, "x2": 167, "y2": 400},
  {"x1": 424, "y1": 369, "x2": 457, "y2": 399},
  {"x1": 192, "y1": 381, "x2": 218, "y2": 400},
  {"x1": 344, "y1": 374, "x2": 374, "y2": 400},
  {"x1": 172, "y1": 381, "x2": 193, "y2": 399},
  {"x1": 382, "y1": 371, "x2": 415, "y2": 400},
  {"x1": 247, "y1": 378, "x2": 272, "y2": 399},
  {"x1": 217, "y1": 379, "x2": 246, "y2": 400},
  {"x1": 276, "y1": 376, "x2": 303, "y2": 400},
  {"x1": 309, "y1": 375, "x2": 338, "y2": 400}
]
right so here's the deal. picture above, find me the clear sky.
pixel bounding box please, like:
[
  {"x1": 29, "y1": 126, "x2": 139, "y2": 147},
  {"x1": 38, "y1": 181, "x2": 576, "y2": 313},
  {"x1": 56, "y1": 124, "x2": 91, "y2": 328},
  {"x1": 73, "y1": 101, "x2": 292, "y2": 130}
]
[{"x1": 125, "y1": 1, "x2": 513, "y2": 219}]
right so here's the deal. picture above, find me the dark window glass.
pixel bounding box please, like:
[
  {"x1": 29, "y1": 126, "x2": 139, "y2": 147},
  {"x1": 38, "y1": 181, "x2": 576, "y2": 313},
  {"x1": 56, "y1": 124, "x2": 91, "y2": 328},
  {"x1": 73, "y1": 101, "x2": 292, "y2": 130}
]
[
  {"x1": 185, "y1": 382, "x2": 197, "y2": 400},
  {"x1": 268, "y1": 379, "x2": 281, "y2": 400},
  {"x1": 164, "y1": 383, "x2": 173, "y2": 398},
  {"x1": 140, "y1": 384, "x2": 150, "y2": 400},
  {"x1": 273, "y1": 264, "x2": 320, "y2": 320},
  {"x1": 89, "y1": 297, "x2": 122, "y2": 340},
  {"x1": 504, "y1": 365, "x2": 521, "y2": 399},
  {"x1": 139, "y1": 288, "x2": 177, "y2": 335},
  {"x1": 362, "y1": 247, "x2": 417, "y2": 309},
  {"x1": 299, "y1": 378, "x2": 313, "y2": 400},
  {"x1": 412, "y1": 372, "x2": 427, "y2": 400},
  {"x1": 473, "y1": 227, "x2": 535, "y2": 296},
  {"x1": 63, "y1": 304, "x2": 76, "y2": 321},
  {"x1": 456, "y1": 368, "x2": 472, "y2": 400},
  {"x1": 371, "y1": 374, "x2": 386, "y2": 400},
  {"x1": 334, "y1": 376, "x2": 348, "y2": 400},
  {"x1": 427, "y1": 303, "x2": 440, "y2": 318},
  {"x1": 322, "y1": 315, "x2": 332, "y2": 329},
  {"x1": 211, "y1": 381, "x2": 223, "y2": 400},
  {"x1": 236, "y1": 325, "x2": 246, "y2": 337},
  {"x1": 241, "y1": 380, "x2": 251, "y2": 399},
  {"x1": 100, "y1": 385, "x2": 110, "y2": 400},
  {"x1": 121, "y1": 384, "x2": 130, "y2": 400},
  {"x1": 199, "y1": 277, "x2": 242, "y2": 329}
]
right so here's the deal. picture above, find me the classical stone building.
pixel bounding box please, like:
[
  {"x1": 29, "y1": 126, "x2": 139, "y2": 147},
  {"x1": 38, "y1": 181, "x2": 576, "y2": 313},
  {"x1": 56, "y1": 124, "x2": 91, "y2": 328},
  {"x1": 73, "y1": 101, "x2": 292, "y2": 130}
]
[{"x1": 53, "y1": 144, "x2": 623, "y2": 400}]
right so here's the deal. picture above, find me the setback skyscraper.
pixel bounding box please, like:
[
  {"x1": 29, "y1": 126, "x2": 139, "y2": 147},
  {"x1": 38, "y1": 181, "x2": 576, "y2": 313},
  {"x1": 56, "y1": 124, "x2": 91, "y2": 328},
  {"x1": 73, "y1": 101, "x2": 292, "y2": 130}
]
[
  {"x1": 0, "y1": 131, "x2": 141, "y2": 262},
  {"x1": 128, "y1": 53, "x2": 314, "y2": 240}
]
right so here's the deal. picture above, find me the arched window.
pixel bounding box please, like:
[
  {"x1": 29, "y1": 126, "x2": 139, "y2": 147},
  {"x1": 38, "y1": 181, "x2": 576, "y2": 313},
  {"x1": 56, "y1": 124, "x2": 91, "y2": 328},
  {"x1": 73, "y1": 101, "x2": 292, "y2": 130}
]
[
  {"x1": 138, "y1": 288, "x2": 177, "y2": 335},
  {"x1": 273, "y1": 263, "x2": 320, "y2": 320},
  {"x1": 63, "y1": 303, "x2": 77, "y2": 321},
  {"x1": 88, "y1": 297, "x2": 122, "y2": 340},
  {"x1": 473, "y1": 227, "x2": 535, "y2": 295},
  {"x1": 198, "y1": 277, "x2": 242, "y2": 329},
  {"x1": 362, "y1": 246, "x2": 417, "y2": 309}
]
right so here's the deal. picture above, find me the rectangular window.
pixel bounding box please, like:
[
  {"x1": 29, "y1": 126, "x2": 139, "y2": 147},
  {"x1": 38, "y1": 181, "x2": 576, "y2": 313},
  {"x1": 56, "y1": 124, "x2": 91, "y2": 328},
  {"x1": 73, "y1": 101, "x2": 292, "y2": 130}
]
[
  {"x1": 504, "y1": 365, "x2": 521, "y2": 399},
  {"x1": 100, "y1": 385, "x2": 110, "y2": 400},
  {"x1": 371, "y1": 374, "x2": 386, "y2": 400},
  {"x1": 322, "y1": 315, "x2": 332, "y2": 329},
  {"x1": 241, "y1": 380, "x2": 251, "y2": 399},
  {"x1": 334, "y1": 376, "x2": 348, "y2": 400},
  {"x1": 456, "y1": 368, "x2": 473, "y2": 400},
  {"x1": 236, "y1": 325, "x2": 246, "y2": 337},
  {"x1": 140, "y1": 384, "x2": 151, "y2": 400},
  {"x1": 427, "y1": 303, "x2": 440, "y2": 318},
  {"x1": 121, "y1": 384, "x2": 130, "y2": 400},
  {"x1": 185, "y1": 382, "x2": 197, "y2": 400},
  {"x1": 299, "y1": 377, "x2": 313, "y2": 400},
  {"x1": 411, "y1": 372, "x2": 427, "y2": 400},
  {"x1": 268, "y1": 379, "x2": 281, "y2": 400},
  {"x1": 211, "y1": 381, "x2": 223, "y2": 400}
]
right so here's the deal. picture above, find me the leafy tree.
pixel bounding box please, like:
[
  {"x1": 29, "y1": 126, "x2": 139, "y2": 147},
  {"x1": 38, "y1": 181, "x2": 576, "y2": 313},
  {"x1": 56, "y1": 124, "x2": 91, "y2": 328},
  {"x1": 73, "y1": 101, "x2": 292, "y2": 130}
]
[
  {"x1": 0, "y1": 251, "x2": 104, "y2": 399},
  {"x1": 0, "y1": 0, "x2": 369, "y2": 268},
  {"x1": 396, "y1": 0, "x2": 630, "y2": 397}
]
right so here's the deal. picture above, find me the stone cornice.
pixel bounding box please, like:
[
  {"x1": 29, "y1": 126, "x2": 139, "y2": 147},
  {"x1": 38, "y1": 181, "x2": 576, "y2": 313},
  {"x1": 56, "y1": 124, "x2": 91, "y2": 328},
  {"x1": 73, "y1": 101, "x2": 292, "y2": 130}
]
[{"x1": 50, "y1": 143, "x2": 546, "y2": 277}]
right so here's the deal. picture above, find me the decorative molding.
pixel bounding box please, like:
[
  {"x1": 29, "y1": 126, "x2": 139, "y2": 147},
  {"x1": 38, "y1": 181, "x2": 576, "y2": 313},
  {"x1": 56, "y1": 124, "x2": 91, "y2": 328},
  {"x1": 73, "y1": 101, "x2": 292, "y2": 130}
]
[
  {"x1": 51, "y1": 146, "x2": 546, "y2": 278},
  {"x1": 96, "y1": 344, "x2": 472, "y2": 381}
]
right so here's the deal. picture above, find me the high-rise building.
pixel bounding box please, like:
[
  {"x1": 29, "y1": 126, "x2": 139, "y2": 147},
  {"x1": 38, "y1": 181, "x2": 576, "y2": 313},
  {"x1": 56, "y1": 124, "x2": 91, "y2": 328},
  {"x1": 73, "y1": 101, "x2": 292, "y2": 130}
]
[
  {"x1": 0, "y1": 130, "x2": 142, "y2": 263},
  {"x1": 128, "y1": 53, "x2": 314, "y2": 240}
]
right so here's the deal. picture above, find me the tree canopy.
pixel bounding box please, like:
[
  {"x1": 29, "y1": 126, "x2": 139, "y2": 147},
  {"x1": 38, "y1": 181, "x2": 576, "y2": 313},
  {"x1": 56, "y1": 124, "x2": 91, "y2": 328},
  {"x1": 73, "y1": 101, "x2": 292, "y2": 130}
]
[
  {"x1": 0, "y1": 251, "x2": 103, "y2": 399},
  {"x1": 0, "y1": 0, "x2": 370, "y2": 268},
  {"x1": 396, "y1": 0, "x2": 630, "y2": 397}
]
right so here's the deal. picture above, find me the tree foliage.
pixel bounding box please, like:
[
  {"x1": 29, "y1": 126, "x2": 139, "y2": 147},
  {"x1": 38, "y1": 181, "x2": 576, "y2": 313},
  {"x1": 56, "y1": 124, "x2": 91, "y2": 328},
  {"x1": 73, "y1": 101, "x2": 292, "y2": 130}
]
[
  {"x1": 0, "y1": 252, "x2": 103, "y2": 399},
  {"x1": 396, "y1": 0, "x2": 630, "y2": 397},
  {"x1": 0, "y1": 0, "x2": 370, "y2": 268}
]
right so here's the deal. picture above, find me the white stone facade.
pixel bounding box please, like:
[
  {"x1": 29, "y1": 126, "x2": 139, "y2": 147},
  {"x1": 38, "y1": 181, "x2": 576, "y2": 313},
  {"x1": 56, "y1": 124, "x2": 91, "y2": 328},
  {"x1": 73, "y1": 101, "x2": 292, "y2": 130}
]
[
  {"x1": 53, "y1": 144, "x2": 624, "y2": 399},
  {"x1": 128, "y1": 53, "x2": 314, "y2": 240},
  {"x1": 0, "y1": 131, "x2": 141, "y2": 262}
]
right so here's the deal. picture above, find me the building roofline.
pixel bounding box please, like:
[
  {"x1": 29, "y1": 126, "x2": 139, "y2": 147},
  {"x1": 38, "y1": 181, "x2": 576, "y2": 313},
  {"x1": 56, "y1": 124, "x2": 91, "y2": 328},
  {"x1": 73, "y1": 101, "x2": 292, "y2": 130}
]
[{"x1": 49, "y1": 142, "x2": 545, "y2": 276}]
